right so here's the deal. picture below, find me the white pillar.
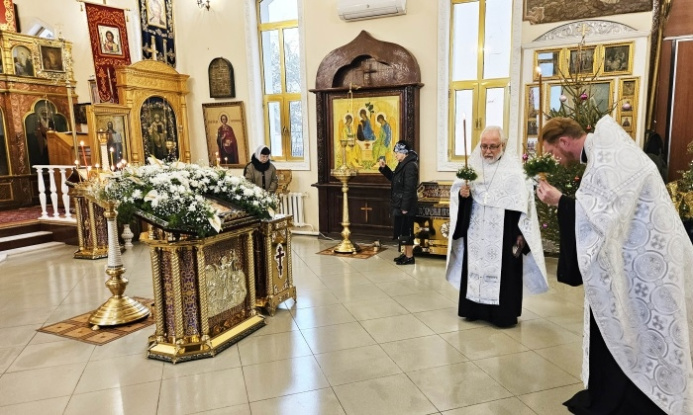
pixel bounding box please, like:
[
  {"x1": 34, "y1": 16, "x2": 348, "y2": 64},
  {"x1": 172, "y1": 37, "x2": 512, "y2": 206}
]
[
  {"x1": 35, "y1": 166, "x2": 49, "y2": 219},
  {"x1": 48, "y1": 167, "x2": 60, "y2": 218},
  {"x1": 59, "y1": 167, "x2": 72, "y2": 220}
]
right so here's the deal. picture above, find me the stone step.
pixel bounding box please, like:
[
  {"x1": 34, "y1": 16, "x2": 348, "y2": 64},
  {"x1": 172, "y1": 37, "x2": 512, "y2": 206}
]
[
  {"x1": 0, "y1": 222, "x2": 42, "y2": 238},
  {"x1": 0, "y1": 241, "x2": 66, "y2": 261},
  {"x1": 0, "y1": 231, "x2": 54, "y2": 251}
]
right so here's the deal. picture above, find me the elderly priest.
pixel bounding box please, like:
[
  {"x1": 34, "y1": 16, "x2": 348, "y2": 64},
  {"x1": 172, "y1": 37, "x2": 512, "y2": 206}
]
[
  {"x1": 445, "y1": 126, "x2": 548, "y2": 328},
  {"x1": 537, "y1": 116, "x2": 693, "y2": 415}
]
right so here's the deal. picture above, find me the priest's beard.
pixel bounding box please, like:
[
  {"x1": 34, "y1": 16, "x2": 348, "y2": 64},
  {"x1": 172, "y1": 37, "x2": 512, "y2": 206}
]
[{"x1": 482, "y1": 152, "x2": 503, "y2": 164}]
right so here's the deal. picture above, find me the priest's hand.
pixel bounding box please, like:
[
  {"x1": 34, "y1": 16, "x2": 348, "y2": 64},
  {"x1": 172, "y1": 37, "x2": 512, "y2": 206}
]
[
  {"x1": 459, "y1": 184, "x2": 471, "y2": 198},
  {"x1": 537, "y1": 180, "x2": 562, "y2": 207}
]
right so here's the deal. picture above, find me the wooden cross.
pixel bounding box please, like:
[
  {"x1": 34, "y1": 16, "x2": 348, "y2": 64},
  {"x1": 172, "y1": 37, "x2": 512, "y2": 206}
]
[
  {"x1": 274, "y1": 245, "x2": 285, "y2": 276},
  {"x1": 360, "y1": 202, "x2": 373, "y2": 222},
  {"x1": 363, "y1": 63, "x2": 377, "y2": 85}
]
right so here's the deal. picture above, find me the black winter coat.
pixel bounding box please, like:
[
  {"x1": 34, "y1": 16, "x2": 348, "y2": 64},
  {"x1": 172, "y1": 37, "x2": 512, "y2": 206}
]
[{"x1": 379, "y1": 151, "x2": 419, "y2": 215}]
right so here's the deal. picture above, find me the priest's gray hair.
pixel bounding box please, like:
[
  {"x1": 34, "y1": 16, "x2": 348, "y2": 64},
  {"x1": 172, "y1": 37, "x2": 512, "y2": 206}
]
[{"x1": 481, "y1": 126, "x2": 508, "y2": 145}]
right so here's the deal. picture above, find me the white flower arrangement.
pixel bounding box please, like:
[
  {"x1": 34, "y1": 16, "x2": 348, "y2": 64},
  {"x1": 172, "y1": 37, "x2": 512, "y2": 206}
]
[{"x1": 99, "y1": 158, "x2": 278, "y2": 237}]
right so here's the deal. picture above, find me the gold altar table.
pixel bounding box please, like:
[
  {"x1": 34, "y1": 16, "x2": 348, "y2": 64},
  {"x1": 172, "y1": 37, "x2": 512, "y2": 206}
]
[
  {"x1": 254, "y1": 215, "x2": 297, "y2": 316},
  {"x1": 144, "y1": 218, "x2": 265, "y2": 364}
]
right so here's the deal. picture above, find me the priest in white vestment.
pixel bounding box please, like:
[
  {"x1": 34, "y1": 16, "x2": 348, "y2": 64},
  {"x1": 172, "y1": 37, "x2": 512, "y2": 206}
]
[
  {"x1": 537, "y1": 115, "x2": 693, "y2": 415},
  {"x1": 445, "y1": 126, "x2": 548, "y2": 328}
]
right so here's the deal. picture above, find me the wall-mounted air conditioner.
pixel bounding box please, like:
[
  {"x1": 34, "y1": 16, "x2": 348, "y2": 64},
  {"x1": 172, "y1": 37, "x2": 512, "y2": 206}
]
[{"x1": 338, "y1": 0, "x2": 407, "y2": 22}]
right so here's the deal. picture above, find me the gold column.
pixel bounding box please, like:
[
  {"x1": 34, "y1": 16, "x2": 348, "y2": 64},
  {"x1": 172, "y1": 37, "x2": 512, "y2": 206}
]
[{"x1": 89, "y1": 201, "x2": 150, "y2": 328}]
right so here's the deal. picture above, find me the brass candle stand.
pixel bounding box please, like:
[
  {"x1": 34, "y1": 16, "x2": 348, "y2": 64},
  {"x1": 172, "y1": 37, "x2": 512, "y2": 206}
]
[
  {"x1": 331, "y1": 138, "x2": 359, "y2": 254},
  {"x1": 89, "y1": 200, "x2": 150, "y2": 329}
]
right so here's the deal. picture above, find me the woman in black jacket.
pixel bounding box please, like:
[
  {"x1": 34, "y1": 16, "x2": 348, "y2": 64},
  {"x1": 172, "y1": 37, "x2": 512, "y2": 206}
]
[{"x1": 378, "y1": 140, "x2": 419, "y2": 265}]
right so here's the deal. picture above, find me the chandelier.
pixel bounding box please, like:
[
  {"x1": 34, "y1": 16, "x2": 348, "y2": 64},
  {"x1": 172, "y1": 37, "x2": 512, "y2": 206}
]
[{"x1": 197, "y1": 0, "x2": 210, "y2": 10}]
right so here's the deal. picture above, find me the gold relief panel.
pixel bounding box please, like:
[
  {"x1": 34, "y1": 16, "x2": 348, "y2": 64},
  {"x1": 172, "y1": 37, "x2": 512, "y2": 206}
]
[
  {"x1": 205, "y1": 251, "x2": 248, "y2": 317},
  {"x1": 0, "y1": 31, "x2": 75, "y2": 82}
]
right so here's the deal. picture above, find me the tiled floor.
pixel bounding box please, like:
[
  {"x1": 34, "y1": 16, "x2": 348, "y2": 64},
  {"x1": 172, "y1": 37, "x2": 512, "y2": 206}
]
[{"x1": 0, "y1": 236, "x2": 586, "y2": 415}]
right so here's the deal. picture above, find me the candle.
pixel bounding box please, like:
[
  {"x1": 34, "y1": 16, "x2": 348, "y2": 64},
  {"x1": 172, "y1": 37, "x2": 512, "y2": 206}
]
[
  {"x1": 216, "y1": 158, "x2": 220, "y2": 167},
  {"x1": 582, "y1": 24, "x2": 586, "y2": 36},
  {"x1": 109, "y1": 147, "x2": 115, "y2": 171},
  {"x1": 537, "y1": 67, "x2": 544, "y2": 156},
  {"x1": 462, "y1": 113, "x2": 468, "y2": 168},
  {"x1": 224, "y1": 157, "x2": 228, "y2": 164},
  {"x1": 80, "y1": 141, "x2": 88, "y2": 168}
]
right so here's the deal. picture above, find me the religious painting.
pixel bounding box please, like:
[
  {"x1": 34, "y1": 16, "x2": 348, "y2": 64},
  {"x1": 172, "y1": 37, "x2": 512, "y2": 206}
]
[
  {"x1": 12, "y1": 45, "x2": 34, "y2": 77},
  {"x1": 0, "y1": 108, "x2": 8, "y2": 176},
  {"x1": 140, "y1": 96, "x2": 178, "y2": 163},
  {"x1": 146, "y1": 0, "x2": 167, "y2": 29},
  {"x1": 208, "y1": 58, "x2": 236, "y2": 99},
  {"x1": 603, "y1": 43, "x2": 632, "y2": 75},
  {"x1": 89, "y1": 80, "x2": 101, "y2": 104},
  {"x1": 534, "y1": 49, "x2": 561, "y2": 79},
  {"x1": 552, "y1": 81, "x2": 614, "y2": 115},
  {"x1": 621, "y1": 116, "x2": 633, "y2": 131},
  {"x1": 90, "y1": 105, "x2": 131, "y2": 168},
  {"x1": 331, "y1": 95, "x2": 400, "y2": 173},
  {"x1": 523, "y1": 0, "x2": 652, "y2": 25},
  {"x1": 202, "y1": 102, "x2": 249, "y2": 168},
  {"x1": 74, "y1": 103, "x2": 89, "y2": 125},
  {"x1": 569, "y1": 47, "x2": 596, "y2": 75},
  {"x1": 39, "y1": 45, "x2": 63, "y2": 72},
  {"x1": 622, "y1": 80, "x2": 636, "y2": 96},
  {"x1": 23, "y1": 99, "x2": 68, "y2": 167},
  {"x1": 524, "y1": 84, "x2": 540, "y2": 154},
  {"x1": 97, "y1": 25, "x2": 123, "y2": 56}
]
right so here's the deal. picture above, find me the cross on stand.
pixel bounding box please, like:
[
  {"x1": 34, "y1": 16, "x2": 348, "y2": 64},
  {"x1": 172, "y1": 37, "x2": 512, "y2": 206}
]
[
  {"x1": 360, "y1": 202, "x2": 373, "y2": 223},
  {"x1": 362, "y1": 63, "x2": 377, "y2": 86},
  {"x1": 274, "y1": 244, "x2": 285, "y2": 276},
  {"x1": 142, "y1": 41, "x2": 156, "y2": 59}
]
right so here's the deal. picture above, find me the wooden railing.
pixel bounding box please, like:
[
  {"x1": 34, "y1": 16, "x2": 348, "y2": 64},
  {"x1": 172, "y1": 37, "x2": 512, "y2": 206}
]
[{"x1": 33, "y1": 165, "x2": 76, "y2": 223}]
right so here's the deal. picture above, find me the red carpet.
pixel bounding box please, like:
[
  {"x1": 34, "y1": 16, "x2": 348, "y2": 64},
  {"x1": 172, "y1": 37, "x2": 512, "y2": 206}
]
[{"x1": 0, "y1": 206, "x2": 65, "y2": 227}]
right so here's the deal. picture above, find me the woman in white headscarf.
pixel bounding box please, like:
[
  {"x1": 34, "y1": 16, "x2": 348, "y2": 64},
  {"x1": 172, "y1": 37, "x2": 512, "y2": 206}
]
[{"x1": 243, "y1": 145, "x2": 278, "y2": 193}]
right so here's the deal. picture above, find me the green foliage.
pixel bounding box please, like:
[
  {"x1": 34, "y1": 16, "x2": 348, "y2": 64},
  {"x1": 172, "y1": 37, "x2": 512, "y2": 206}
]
[
  {"x1": 523, "y1": 154, "x2": 559, "y2": 178},
  {"x1": 456, "y1": 166, "x2": 478, "y2": 181}
]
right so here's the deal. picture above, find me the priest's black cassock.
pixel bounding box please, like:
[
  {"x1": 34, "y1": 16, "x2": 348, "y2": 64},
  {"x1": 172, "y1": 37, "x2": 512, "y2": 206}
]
[{"x1": 451, "y1": 196, "x2": 526, "y2": 327}]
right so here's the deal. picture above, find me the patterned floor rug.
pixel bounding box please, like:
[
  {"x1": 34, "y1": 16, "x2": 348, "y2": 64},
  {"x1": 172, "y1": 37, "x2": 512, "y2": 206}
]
[
  {"x1": 37, "y1": 297, "x2": 156, "y2": 345},
  {"x1": 0, "y1": 206, "x2": 65, "y2": 227},
  {"x1": 317, "y1": 245, "x2": 386, "y2": 259}
]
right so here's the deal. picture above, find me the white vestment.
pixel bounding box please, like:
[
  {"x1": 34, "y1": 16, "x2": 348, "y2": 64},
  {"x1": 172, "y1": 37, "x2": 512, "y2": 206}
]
[
  {"x1": 445, "y1": 146, "x2": 548, "y2": 304},
  {"x1": 576, "y1": 115, "x2": 693, "y2": 414}
]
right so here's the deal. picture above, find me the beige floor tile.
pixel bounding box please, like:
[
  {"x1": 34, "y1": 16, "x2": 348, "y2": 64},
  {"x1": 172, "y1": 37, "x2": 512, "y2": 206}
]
[
  {"x1": 392, "y1": 291, "x2": 456, "y2": 313},
  {"x1": 64, "y1": 380, "x2": 160, "y2": 415},
  {"x1": 301, "y1": 322, "x2": 376, "y2": 354},
  {"x1": 333, "y1": 373, "x2": 437, "y2": 415},
  {"x1": 293, "y1": 288, "x2": 341, "y2": 309},
  {"x1": 407, "y1": 362, "x2": 512, "y2": 411},
  {"x1": 360, "y1": 314, "x2": 435, "y2": 343},
  {"x1": 375, "y1": 279, "x2": 432, "y2": 296},
  {"x1": 475, "y1": 351, "x2": 579, "y2": 395},
  {"x1": 189, "y1": 404, "x2": 251, "y2": 415},
  {"x1": 238, "y1": 331, "x2": 312, "y2": 366},
  {"x1": 0, "y1": 396, "x2": 70, "y2": 415},
  {"x1": 0, "y1": 363, "x2": 86, "y2": 406},
  {"x1": 518, "y1": 383, "x2": 584, "y2": 415},
  {"x1": 504, "y1": 319, "x2": 581, "y2": 349},
  {"x1": 157, "y1": 368, "x2": 248, "y2": 415},
  {"x1": 519, "y1": 308, "x2": 542, "y2": 321},
  {"x1": 546, "y1": 313, "x2": 585, "y2": 336},
  {"x1": 243, "y1": 356, "x2": 329, "y2": 402},
  {"x1": 250, "y1": 309, "x2": 298, "y2": 337},
  {"x1": 0, "y1": 346, "x2": 22, "y2": 373},
  {"x1": 362, "y1": 268, "x2": 416, "y2": 285},
  {"x1": 0, "y1": 305, "x2": 55, "y2": 329},
  {"x1": 75, "y1": 353, "x2": 163, "y2": 393},
  {"x1": 328, "y1": 283, "x2": 390, "y2": 302},
  {"x1": 380, "y1": 335, "x2": 467, "y2": 372},
  {"x1": 27, "y1": 331, "x2": 73, "y2": 346},
  {"x1": 440, "y1": 327, "x2": 529, "y2": 360},
  {"x1": 7, "y1": 341, "x2": 94, "y2": 372},
  {"x1": 249, "y1": 388, "x2": 346, "y2": 415},
  {"x1": 315, "y1": 344, "x2": 401, "y2": 385},
  {"x1": 341, "y1": 297, "x2": 410, "y2": 321},
  {"x1": 0, "y1": 325, "x2": 41, "y2": 348},
  {"x1": 413, "y1": 308, "x2": 478, "y2": 334},
  {"x1": 441, "y1": 397, "x2": 537, "y2": 414},
  {"x1": 534, "y1": 342, "x2": 583, "y2": 379},
  {"x1": 163, "y1": 345, "x2": 241, "y2": 379},
  {"x1": 290, "y1": 304, "x2": 355, "y2": 329},
  {"x1": 318, "y1": 272, "x2": 373, "y2": 288},
  {"x1": 522, "y1": 294, "x2": 583, "y2": 318}
]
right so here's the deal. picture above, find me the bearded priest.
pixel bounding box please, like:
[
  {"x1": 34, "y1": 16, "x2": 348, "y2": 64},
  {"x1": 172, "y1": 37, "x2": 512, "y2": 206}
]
[
  {"x1": 537, "y1": 116, "x2": 693, "y2": 415},
  {"x1": 445, "y1": 126, "x2": 549, "y2": 328}
]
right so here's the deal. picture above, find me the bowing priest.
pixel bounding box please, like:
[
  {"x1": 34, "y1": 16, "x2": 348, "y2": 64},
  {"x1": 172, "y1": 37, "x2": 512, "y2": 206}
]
[
  {"x1": 445, "y1": 126, "x2": 549, "y2": 328},
  {"x1": 537, "y1": 116, "x2": 693, "y2": 415}
]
